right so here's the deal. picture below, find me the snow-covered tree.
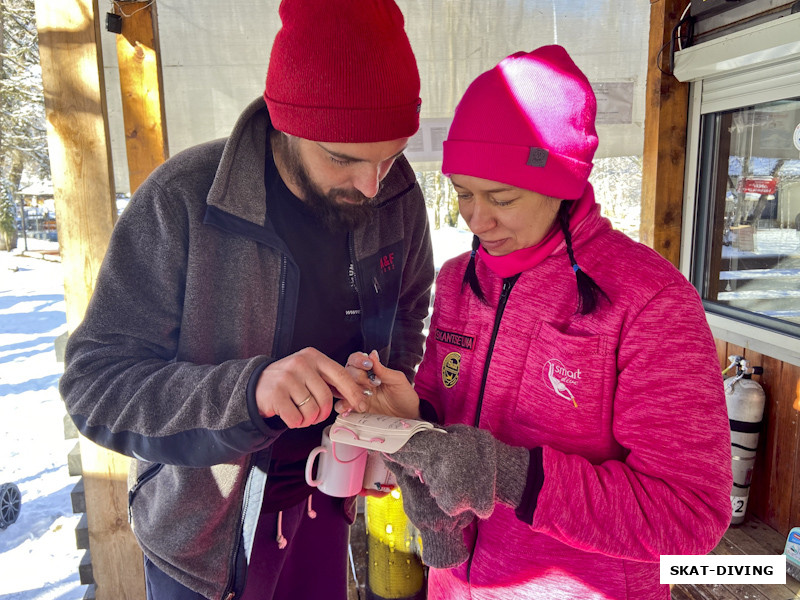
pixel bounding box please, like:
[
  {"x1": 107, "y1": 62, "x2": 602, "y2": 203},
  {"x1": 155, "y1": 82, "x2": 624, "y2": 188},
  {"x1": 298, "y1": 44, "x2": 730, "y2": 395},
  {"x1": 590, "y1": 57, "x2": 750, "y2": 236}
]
[{"x1": 0, "y1": 0, "x2": 49, "y2": 250}]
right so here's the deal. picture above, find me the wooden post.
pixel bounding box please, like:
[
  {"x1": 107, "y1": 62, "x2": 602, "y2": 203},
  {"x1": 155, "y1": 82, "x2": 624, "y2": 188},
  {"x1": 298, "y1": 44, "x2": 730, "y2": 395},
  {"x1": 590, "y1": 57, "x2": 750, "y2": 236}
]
[
  {"x1": 34, "y1": 0, "x2": 117, "y2": 332},
  {"x1": 34, "y1": 1, "x2": 145, "y2": 599},
  {"x1": 640, "y1": 0, "x2": 690, "y2": 267},
  {"x1": 113, "y1": 0, "x2": 168, "y2": 192}
]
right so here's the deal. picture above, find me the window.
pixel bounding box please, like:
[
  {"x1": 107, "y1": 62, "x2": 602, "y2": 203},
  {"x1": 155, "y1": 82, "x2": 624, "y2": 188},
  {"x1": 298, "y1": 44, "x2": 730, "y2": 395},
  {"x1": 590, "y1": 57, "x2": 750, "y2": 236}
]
[
  {"x1": 693, "y1": 98, "x2": 800, "y2": 336},
  {"x1": 675, "y1": 12, "x2": 800, "y2": 365}
]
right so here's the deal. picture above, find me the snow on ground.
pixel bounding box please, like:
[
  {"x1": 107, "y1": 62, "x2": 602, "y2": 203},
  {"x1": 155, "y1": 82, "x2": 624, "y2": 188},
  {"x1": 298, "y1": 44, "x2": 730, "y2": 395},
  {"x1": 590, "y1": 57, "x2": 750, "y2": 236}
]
[
  {"x1": 0, "y1": 228, "x2": 471, "y2": 599},
  {"x1": 0, "y1": 239, "x2": 84, "y2": 600}
]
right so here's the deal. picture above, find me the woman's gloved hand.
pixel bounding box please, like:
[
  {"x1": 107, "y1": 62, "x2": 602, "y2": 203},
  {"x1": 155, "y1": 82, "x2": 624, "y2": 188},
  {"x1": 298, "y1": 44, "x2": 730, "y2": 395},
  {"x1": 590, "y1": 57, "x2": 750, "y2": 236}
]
[
  {"x1": 386, "y1": 424, "x2": 529, "y2": 519},
  {"x1": 385, "y1": 461, "x2": 472, "y2": 569}
]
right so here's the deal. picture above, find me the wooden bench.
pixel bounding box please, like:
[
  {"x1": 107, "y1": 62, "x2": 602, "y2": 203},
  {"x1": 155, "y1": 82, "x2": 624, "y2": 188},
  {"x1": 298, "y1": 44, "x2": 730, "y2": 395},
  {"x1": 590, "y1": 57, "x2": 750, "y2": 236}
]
[{"x1": 672, "y1": 516, "x2": 800, "y2": 600}]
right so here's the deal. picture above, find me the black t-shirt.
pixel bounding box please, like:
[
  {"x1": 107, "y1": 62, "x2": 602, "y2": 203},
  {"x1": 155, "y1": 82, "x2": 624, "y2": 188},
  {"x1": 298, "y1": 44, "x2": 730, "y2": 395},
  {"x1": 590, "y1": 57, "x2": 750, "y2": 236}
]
[{"x1": 259, "y1": 150, "x2": 363, "y2": 512}]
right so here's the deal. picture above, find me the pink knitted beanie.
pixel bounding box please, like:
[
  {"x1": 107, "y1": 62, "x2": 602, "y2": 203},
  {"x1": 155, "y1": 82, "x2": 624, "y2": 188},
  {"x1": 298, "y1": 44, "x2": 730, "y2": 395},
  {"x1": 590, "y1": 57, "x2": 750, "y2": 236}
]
[
  {"x1": 264, "y1": 0, "x2": 421, "y2": 143},
  {"x1": 442, "y1": 45, "x2": 597, "y2": 200}
]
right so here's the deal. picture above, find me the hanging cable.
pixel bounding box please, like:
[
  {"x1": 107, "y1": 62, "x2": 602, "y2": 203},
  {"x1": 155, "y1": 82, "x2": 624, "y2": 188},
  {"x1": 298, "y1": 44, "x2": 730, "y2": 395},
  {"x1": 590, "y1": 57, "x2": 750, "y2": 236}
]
[
  {"x1": 655, "y1": 3, "x2": 694, "y2": 75},
  {"x1": 677, "y1": 3, "x2": 692, "y2": 51},
  {"x1": 112, "y1": 0, "x2": 155, "y2": 18}
]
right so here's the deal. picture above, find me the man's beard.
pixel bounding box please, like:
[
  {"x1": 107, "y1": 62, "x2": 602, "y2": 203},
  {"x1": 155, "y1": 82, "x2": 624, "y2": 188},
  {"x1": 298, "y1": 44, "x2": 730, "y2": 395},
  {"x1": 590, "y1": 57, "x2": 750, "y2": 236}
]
[{"x1": 279, "y1": 135, "x2": 379, "y2": 232}]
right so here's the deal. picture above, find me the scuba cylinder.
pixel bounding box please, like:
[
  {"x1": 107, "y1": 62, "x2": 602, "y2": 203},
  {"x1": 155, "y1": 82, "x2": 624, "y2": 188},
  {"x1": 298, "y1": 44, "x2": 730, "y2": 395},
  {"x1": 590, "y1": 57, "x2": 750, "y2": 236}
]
[
  {"x1": 365, "y1": 490, "x2": 425, "y2": 600},
  {"x1": 723, "y1": 355, "x2": 765, "y2": 525}
]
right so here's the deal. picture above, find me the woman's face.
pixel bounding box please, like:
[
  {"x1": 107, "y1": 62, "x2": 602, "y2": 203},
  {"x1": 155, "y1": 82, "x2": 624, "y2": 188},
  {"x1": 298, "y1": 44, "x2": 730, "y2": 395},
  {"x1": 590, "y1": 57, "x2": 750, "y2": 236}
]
[{"x1": 451, "y1": 174, "x2": 561, "y2": 256}]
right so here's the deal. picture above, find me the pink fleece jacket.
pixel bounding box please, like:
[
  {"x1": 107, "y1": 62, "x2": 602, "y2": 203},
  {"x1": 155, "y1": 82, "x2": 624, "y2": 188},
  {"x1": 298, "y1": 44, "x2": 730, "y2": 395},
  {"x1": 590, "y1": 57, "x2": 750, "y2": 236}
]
[{"x1": 413, "y1": 207, "x2": 732, "y2": 600}]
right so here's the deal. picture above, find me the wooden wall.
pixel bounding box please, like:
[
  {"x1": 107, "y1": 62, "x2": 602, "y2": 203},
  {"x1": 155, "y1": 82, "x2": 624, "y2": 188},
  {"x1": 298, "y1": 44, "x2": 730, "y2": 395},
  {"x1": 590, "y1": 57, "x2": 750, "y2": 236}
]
[
  {"x1": 715, "y1": 340, "x2": 800, "y2": 536},
  {"x1": 640, "y1": 0, "x2": 689, "y2": 268}
]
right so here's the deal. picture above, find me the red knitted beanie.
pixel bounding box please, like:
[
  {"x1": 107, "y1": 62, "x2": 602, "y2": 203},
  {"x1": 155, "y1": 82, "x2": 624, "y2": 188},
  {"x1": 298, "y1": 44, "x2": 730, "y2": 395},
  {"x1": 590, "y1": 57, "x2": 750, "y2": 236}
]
[
  {"x1": 442, "y1": 45, "x2": 598, "y2": 200},
  {"x1": 264, "y1": 0, "x2": 421, "y2": 143}
]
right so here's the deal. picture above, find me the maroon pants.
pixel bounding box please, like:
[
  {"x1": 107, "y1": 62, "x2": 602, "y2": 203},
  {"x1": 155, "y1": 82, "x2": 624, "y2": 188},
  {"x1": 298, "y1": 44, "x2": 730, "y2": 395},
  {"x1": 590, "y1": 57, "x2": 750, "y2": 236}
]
[
  {"x1": 144, "y1": 489, "x2": 351, "y2": 600},
  {"x1": 240, "y1": 489, "x2": 351, "y2": 600}
]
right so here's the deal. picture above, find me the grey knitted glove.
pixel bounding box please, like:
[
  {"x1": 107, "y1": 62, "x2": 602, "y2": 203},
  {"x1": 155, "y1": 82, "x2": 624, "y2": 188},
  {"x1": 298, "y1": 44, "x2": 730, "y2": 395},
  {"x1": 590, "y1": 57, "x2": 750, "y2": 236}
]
[
  {"x1": 388, "y1": 424, "x2": 529, "y2": 519},
  {"x1": 385, "y1": 461, "x2": 472, "y2": 569}
]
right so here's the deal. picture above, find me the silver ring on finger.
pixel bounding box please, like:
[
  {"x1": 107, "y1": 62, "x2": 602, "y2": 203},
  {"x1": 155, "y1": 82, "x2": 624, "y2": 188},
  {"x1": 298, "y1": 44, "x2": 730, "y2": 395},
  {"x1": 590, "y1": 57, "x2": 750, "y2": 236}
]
[{"x1": 295, "y1": 395, "x2": 313, "y2": 408}]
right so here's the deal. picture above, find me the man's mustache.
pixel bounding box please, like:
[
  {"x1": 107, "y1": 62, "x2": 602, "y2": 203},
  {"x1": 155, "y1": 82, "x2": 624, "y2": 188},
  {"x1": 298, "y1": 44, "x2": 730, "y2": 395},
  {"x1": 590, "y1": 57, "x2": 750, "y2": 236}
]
[{"x1": 330, "y1": 189, "x2": 374, "y2": 205}]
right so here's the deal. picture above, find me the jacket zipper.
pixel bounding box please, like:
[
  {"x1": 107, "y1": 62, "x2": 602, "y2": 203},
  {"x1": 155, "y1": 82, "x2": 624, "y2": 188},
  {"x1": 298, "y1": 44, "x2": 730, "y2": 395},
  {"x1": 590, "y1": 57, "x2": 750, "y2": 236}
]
[
  {"x1": 127, "y1": 463, "x2": 163, "y2": 522},
  {"x1": 219, "y1": 231, "x2": 321, "y2": 598},
  {"x1": 472, "y1": 274, "x2": 520, "y2": 428},
  {"x1": 221, "y1": 456, "x2": 254, "y2": 600},
  {"x1": 273, "y1": 255, "x2": 288, "y2": 352},
  {"x1": 348, "y1": 233, "x2": 368, "y2": 349},
  {"x1": 466, "y1": 274, "x2": 519, "y2": 584}
]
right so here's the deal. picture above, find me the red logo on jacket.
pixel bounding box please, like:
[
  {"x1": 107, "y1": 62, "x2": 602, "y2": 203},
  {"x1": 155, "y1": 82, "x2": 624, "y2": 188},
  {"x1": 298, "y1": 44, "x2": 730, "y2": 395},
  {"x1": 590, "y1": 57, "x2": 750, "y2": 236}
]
[{"x1": 380, "y1": 252, "x2": 395, "y2": 272}]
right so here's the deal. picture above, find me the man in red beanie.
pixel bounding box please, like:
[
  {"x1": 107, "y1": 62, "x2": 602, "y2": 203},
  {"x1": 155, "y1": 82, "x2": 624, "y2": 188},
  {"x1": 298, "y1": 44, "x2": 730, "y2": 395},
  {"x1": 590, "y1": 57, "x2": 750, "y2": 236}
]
[{"x1": 59, "y1": 1, "x2": 433, "y2": 599}]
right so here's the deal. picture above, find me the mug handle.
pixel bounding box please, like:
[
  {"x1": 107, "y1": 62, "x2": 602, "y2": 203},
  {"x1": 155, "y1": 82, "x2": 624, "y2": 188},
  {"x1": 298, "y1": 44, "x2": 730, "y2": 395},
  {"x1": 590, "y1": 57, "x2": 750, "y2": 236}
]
[{"x1": 305, "y1": 446, "x2": 326, "y2": 487}]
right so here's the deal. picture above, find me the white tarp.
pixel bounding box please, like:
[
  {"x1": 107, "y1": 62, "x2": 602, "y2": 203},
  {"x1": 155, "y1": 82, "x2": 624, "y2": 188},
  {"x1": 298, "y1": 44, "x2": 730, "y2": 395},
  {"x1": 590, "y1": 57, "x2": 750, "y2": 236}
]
[{"x1": 102, "y1": 1, "x2": 649, "y2": 193}]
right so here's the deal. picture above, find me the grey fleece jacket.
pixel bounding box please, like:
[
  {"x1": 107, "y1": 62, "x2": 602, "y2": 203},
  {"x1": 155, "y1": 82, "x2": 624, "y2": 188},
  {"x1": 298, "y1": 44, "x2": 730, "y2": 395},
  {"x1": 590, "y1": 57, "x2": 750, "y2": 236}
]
[{"x1": 59, "y1": 97, "x2": 434, "y2": 600}]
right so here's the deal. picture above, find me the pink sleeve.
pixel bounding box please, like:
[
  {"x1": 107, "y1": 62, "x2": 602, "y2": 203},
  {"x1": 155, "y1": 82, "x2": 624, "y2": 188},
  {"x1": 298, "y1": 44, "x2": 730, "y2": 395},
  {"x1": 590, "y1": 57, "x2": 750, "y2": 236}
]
[
  {"x1": 410, "y1": 262, "x2": 458, "y2": 422},
  {"x1": 412, "y1": 311, "x2": 445, "y2": 420},
  {"x1": 531, "y1": 283, "x2": 732, "y2": 561}
]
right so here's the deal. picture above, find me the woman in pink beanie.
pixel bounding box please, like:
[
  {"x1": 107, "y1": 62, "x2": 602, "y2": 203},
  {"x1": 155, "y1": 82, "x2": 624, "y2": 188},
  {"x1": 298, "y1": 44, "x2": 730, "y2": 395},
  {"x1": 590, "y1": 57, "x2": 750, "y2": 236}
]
[{"x1": 348, "y1": 45, "x2": 732, "y2": 599}]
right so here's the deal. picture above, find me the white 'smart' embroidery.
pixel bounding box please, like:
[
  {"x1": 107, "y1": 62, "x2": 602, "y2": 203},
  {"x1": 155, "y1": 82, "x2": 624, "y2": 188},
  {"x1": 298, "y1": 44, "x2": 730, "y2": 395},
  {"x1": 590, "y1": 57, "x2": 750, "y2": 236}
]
[{"x1": 542, "y1": 359, "x2": 579, "y2": 407}]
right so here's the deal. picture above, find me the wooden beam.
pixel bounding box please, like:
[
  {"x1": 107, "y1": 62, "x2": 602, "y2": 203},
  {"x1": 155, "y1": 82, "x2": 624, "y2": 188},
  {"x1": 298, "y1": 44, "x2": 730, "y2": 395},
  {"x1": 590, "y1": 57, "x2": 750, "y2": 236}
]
[
  {"x1": 78, "y1": 438, "x2": 145, "y2": 600},
  {"x1": 641, "y1": 0, "x2": 690, "y2": 267},
  {"x1": 34, "y1": 0, "x2": 117, "y2": 333},
  {"x1": 114, "y1": 0, "x2": 168, "y2": 192},
  {"x1": 34, "y1": 1, "x2": 145, "y2": 599}
]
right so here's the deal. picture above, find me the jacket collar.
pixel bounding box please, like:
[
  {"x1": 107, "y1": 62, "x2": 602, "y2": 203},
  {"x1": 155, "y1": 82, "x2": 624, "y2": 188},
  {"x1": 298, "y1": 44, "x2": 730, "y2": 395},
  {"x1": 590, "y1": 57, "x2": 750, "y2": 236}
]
[{"x1": 557, "y1": 203, "x2": 612, "y2": 256}]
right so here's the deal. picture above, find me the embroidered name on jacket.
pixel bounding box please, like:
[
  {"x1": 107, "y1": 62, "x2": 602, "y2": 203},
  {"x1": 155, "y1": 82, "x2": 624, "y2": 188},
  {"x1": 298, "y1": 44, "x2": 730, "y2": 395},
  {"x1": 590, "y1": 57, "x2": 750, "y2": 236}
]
[
  {"x1": 542, "y1": 358, "x2": 580, "y2": 407},
  {"x1": 435, "y1": 328, "x2": 474, "y2": 350}
]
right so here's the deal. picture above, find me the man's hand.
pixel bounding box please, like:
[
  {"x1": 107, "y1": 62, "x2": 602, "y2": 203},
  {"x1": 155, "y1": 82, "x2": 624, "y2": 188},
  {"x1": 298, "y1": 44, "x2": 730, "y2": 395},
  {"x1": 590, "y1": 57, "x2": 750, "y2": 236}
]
[
  {"x1": 255, "y1": 347, "x2": 371, "y2": 428},
  {"x1": 341, "y1": 350, "x2": 421, "y2": 419}
]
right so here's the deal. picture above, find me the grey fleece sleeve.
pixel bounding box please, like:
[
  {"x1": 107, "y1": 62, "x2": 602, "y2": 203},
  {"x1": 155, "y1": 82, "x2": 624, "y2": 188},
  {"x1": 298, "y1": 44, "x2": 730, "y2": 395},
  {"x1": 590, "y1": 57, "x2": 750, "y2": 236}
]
[{"x1": 60, "y1": 176, "x2": 285, "y2": 467}]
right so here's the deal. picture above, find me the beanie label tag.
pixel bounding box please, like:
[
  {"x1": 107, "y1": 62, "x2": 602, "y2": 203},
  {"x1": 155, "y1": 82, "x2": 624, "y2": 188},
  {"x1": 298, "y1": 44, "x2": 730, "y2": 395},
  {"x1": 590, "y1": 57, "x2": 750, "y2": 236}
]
[{"x1": 527, "y1": 147, "x2": 549, "y2": 168}]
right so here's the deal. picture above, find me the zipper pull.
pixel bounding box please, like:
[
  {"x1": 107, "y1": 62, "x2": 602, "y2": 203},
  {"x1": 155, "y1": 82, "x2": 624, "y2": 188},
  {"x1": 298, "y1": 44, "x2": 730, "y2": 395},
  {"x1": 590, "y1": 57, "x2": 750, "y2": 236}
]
[
  {"x1": 373, "y1": 276, "x2": 381, "y2": 294},
  {"x1": 501, "y1": 280, "x2": 511, "y2": 300},
  {"x1": 500, "y1": 274, "x2": 519, "y2": 301}
]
